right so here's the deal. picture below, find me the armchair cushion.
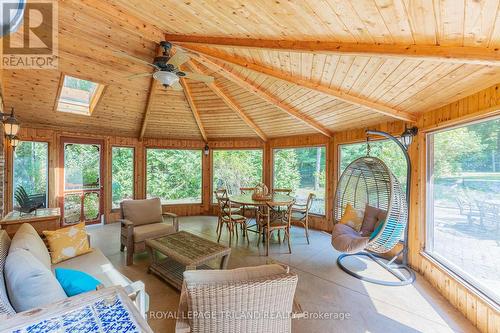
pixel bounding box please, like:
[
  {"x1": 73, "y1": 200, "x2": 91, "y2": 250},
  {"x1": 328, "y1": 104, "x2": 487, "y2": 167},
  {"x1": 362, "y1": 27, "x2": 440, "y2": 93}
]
[
  {"x1": 183, "y1": 264, "x2": 287, "y2": 284},
  {"x1": 133, "y1": 223, "x2": 176, "y2": 243},
  {"x1": 121, "y1": 198, "x2": 163, "y2": 226}
]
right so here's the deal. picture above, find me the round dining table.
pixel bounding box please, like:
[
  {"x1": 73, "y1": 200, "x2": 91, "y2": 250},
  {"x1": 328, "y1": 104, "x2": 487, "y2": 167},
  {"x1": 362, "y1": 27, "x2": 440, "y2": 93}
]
[{"x1": 228, "y1": 193, "x2": 295, "y2": 206}]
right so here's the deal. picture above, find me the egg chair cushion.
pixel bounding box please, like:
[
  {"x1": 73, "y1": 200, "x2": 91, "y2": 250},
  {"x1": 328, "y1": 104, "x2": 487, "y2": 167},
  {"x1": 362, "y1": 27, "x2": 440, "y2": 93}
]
[
  {"x1": 338, "y1": 204, "x2": 364, "y2": 232},
  {"x1": 331, "y1": 223, "x2": 369, "y2": 254},
  {"x1": 360, "y1": 205, "x2": 387, "y2": 237}
]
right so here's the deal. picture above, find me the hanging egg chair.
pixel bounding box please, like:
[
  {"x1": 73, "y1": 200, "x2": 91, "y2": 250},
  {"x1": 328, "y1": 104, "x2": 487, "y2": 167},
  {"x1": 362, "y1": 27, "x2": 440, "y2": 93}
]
[{"x1": 332, "y1": 131, "x2": 416, "y2": 286}]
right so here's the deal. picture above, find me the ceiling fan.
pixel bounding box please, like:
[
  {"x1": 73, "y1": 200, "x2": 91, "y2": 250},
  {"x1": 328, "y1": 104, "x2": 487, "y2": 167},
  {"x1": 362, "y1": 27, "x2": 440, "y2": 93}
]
[{"x1": 114, "y1": 41, "x2": 214, "y2": 91}]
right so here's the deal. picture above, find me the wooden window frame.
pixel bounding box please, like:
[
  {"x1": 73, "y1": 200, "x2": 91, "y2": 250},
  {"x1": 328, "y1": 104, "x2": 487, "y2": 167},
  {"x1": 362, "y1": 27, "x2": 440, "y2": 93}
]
[
  {"x1": 144, "y1": 147, "x2": 204, "y2": 206},
  {"x1": 271, "y1": 144, "x2": 328, "y2": 217},
  {"x1": 210, "y1": 148, "x2": 264, "y2": 204},
  {"x1": 110, "y1": 145, "x2": 136, "y2": 211}
]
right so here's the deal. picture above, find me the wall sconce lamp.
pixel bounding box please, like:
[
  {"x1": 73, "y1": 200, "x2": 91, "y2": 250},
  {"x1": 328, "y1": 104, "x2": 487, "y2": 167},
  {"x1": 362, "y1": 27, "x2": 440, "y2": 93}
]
[
  {"x1": 204, "y1": 143, "x2": 210, "y2": 156},
  {"x1": 400, "y1": 126, "x2": 418, "y2": 149},
  {"x1": 2, "y1": 107, "x2": 21, "y2": 148}
]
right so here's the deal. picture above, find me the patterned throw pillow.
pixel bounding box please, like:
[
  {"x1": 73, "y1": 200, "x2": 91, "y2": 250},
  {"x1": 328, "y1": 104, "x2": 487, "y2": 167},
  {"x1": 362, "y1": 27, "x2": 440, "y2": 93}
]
[
  {"x1": 339, "y1": 203, "x2": 364, "y2": 232},
  {"x1": 43, "y1": 223, "x2": 92, "y2": 264}
]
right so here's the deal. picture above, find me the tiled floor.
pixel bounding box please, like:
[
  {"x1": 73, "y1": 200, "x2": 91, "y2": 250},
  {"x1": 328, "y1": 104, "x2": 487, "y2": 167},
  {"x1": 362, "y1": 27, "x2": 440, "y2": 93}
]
[{"x1": 87, "y1": 216, "x2": 478, "y2": 333}]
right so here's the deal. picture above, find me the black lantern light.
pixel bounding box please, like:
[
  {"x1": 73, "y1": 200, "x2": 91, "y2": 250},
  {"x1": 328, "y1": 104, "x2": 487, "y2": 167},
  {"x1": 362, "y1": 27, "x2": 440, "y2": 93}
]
[
  {"x1": 204, "y1": 143, "x2": 210, "y2": 156},
  {"x1": 10, "y1": 136, "x2": 19, "y2": 150},
  {"x1": 3, "y1": 107, "x2": 20, "y2": 138},
  {"x1": 400, "y1": 126, "x2": 418, "y2": 149}
]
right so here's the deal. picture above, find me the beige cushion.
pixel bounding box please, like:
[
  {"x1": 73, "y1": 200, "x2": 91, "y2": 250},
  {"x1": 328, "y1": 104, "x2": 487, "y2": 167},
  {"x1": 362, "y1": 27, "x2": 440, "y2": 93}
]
[
  {"x1": 53, "y1": 248, "x2": 130, "y2": 288},
  {"x1": 331, "y1": 223, "x2": 369, "y2": 254},
  {"x1": 183, "y1": 264, "x2": 287, "y2": 285},
  {"x1": 122, "y1": 198, "x2": 163, "y2": 226},
  {"x1": 10, "y1": 223, "x2": 51, "y2": 269},
  {"x1": 5, "y1": 249, "x2": 67, "y2": 312},
  {"x1": 360, "y1": 205, "x2": 387, "y2": 237},
  {"x1": 132, "y1": 223, "x2": 176, "y2": 243}
]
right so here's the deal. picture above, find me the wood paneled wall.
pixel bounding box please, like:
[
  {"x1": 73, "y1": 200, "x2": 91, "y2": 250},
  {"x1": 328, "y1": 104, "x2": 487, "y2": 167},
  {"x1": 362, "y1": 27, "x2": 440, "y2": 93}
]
[{"x1": 408, "y1": 84, "x2": 500, "y2": 333}]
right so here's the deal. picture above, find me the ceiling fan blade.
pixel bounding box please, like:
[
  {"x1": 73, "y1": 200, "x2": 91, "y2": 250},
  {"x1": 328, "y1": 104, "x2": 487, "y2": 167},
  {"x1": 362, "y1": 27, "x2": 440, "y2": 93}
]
[
  {"x1": 166, "y1": 51, "x2": 190, "y2": 68},
  {"x1": 182, "y1": 71, "x2": 215, "y2": 83},
  {"x1": 170, "y1": 81, "x2": 183, "y2": 91},
  {"x1": 113, "y1": 50, "x2": 159, "y2": 69},
  {"x1": 126, "y1": 72, "x2": 152, "y2": 80}
]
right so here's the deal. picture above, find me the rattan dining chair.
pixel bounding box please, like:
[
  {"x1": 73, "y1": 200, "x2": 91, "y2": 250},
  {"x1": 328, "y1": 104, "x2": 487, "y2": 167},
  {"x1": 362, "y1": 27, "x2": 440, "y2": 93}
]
[
  {"x1": 291, "y1": 193, "x2": 315, "y2": 244},
  {"x1": 258, "y1": 199, "x2": 295, "y2": 256},
  {"x1": 216, "y1": 197, "x2": 249, "y2": 246},
  {"x1": 214, "y1": 189, "x2": 240, "y2": 234}
]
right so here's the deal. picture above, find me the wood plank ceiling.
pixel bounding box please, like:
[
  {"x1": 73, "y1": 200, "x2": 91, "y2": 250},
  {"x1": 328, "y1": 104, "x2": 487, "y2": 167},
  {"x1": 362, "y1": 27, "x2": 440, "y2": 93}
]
[{"x1": 4, "y1": 0, "x2": 500, "y2": 140}]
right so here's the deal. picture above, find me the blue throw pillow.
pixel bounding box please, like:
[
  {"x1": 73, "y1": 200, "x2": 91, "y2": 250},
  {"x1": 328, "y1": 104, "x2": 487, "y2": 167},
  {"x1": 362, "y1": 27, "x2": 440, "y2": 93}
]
[
  {"x1": 370, "y1": 220, "x2": 385, "y2": 240},
  {"x1": 55, "y1": 268, "x2": 101, "y2": 297}
]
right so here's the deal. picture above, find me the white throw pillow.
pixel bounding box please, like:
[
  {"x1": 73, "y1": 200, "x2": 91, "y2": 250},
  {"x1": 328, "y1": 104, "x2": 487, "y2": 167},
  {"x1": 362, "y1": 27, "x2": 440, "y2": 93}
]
[
  {"x1": 5, "y1": 249, "x2": 67, "y2": 312},
  {"x1": 10, "y1": 223, "x2": 51, "y2": 269}
]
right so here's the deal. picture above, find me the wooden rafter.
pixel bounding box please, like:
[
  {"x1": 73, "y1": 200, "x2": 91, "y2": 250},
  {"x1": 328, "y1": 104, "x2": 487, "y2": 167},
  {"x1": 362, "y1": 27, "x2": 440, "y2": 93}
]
[
  {"x1": 176, "y1": 47, "x2": 413, "y2": 122},
  {"x1": 179, "y1": 77, "x2": 208, "y2": 142},
  {"x1": 166, "y1": 35, "x2": 500, "y2": 66},
  {"x1": 177, "y1": 44, "x2": 417, "y2": 122},
  {"x1": 188, "y1": 53, "x2": 333, "y2": 137},
  {"x1": 139, "y1": 78, "x2": 157, "y2": 139},
  {"x1": 186, "y1": 61, "x2": 268, "y2": 141}
]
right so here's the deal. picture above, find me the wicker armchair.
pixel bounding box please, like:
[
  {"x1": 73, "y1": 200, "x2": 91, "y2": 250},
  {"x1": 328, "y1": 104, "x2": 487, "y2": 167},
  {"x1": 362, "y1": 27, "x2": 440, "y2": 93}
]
[
  {"x1": 119, "y1": 198, "x2": 178, "y2": 266},
  {"x1": 291, "y1": 193, "x2": 315, "y2": 244},
  {"x1": 175, "y1": 264, "x2": 299, "y2": 333}
]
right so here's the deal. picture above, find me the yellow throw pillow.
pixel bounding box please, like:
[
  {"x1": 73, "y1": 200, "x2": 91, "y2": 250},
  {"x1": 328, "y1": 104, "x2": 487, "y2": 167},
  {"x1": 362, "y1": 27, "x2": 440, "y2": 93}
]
[
  {"x1": 339, "y1": 204, "x2": 364, "y2": 232},
  {"x1": 43, "y1": 222, "x2": 92, "y2": 264}
]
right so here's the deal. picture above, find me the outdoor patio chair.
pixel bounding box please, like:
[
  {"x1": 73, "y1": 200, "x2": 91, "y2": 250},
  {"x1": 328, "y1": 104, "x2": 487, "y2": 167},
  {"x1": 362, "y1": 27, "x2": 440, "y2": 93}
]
[
  {"x1": 119, "y1": 198, "x2": 179, "y2": 266},
  {"x1": 476, "y1": 201, "x2": 500, "y2": 236}
]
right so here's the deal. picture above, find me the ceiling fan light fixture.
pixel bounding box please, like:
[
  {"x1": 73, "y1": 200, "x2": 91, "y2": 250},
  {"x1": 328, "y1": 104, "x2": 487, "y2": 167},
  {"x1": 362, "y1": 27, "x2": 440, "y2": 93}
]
[{"x1": 153, "y1": 71, "x2": 179, "y2": 87}]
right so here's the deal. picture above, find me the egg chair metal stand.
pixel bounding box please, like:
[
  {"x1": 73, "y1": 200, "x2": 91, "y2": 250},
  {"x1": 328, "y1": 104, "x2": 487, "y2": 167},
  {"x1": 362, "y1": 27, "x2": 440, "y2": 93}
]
[{"x1": 333, "y1": 130, "x2": 416, "y2": 286}]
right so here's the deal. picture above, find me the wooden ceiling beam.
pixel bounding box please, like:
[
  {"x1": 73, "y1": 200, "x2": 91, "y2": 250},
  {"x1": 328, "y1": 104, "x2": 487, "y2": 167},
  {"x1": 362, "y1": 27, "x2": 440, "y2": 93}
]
[
  {"x1": 186, "y1": 61, "x2": 267, "y2": 141},
  {"x1": 177, "y1": 44, "x2": 416, "y2": 122},
  {"x1": 166, "y1": 35, "x2": 500, "y2": 66},
  {"x1": 139, "y1": 78, "x2": 157, "y2": 139},
  {"x1": 188, "y1": 54, "x2": 333, "y2": 137},
  {"x1": 179, "y1": 77, "x2": 208, "y2": 142}
]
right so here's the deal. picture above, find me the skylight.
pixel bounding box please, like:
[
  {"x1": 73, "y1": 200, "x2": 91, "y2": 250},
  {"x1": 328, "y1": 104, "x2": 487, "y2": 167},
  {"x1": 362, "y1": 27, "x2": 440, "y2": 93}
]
[{"x1": 56, "y1": 75, "x2": 104, "y2": 115}]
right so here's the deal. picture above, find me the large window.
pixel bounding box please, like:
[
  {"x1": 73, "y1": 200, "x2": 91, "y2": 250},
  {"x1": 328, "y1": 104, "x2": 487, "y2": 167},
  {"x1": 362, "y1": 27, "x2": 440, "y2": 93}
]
[
  {"x1": 426, "y1": 117, "x2": 500, "y2": 305},
  {"x1": 146, "y1": 149, "x2": 202, "y2": 204},
  {"x1": 13, "y1": 141, "x2": 49, "y2": 208},
  {"x1": 339, "y1": 139, "x2": 407, "y2": 191},
  {"x1": 212, "y1": 149, "x2": 263, "y2": 202},
  {"x1": 111, "y1": 147, "x2": 134, "y2": 208},
  {"x1": 273, "y1": 147, "x2": 326, "y2": 215}
]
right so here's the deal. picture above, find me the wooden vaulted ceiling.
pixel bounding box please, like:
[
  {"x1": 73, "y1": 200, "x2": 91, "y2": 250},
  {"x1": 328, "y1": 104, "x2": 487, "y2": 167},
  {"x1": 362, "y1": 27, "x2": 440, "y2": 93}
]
[{"x1": 5, "y1": 0, "x2": 500, "y2": 141}]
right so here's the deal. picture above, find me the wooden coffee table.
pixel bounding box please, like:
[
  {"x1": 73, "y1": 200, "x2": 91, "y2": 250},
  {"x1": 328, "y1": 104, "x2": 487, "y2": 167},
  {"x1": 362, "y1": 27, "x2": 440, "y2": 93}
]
[{"x1": 145, "y1": 231, "x2": 231, "y2": 290}]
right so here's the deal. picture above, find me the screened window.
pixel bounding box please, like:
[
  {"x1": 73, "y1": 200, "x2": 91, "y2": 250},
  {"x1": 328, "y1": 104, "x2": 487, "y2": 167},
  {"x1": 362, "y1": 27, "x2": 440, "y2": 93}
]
[
  {"x1": 339, "y1": 140, "x2": 407, "y2": 192},
  {"x1": 426, "y1": 116, "x2": 500, "y2": 305},
  {"x1": 273, "y1": 147, "x2": 326, "y2": 215},
  {"x1": 56, "y1": 75, "x2": 104, "y2": 115},
  {"x1": 13, "y1": 141, "x2": 48, "y2": 208},
  {"x1": 111, "y1": 147, "x2": 134, "y2": 208},
  {"x1": 212, "y1": 149, "x2": 263, "y2": 202},
  {"x1": 146, "y1": 149, "x2": 202, "y2": 204}
]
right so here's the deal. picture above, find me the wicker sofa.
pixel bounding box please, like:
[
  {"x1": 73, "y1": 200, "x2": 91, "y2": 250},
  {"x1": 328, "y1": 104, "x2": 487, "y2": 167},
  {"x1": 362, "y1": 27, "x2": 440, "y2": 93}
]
[
  {"x1": 119, "y1": 198, "x2": 179, "y2": 266},
  {"x1": 0, "y1": 225, "x2": 148, "y2": 320},
  {"x1": 176, "y1": 264, "x2": 299, "y2": 333}
]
